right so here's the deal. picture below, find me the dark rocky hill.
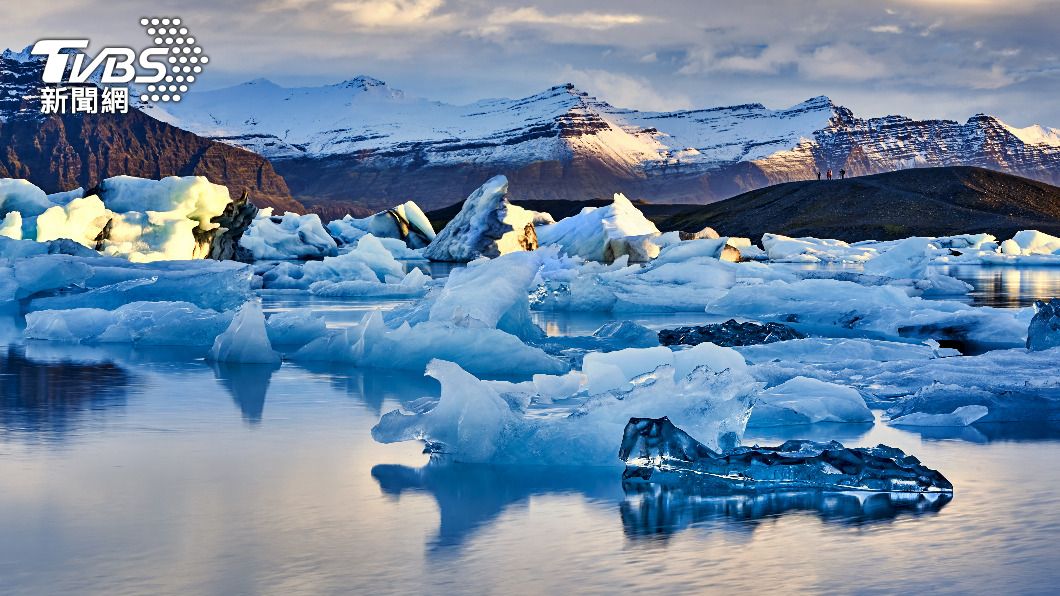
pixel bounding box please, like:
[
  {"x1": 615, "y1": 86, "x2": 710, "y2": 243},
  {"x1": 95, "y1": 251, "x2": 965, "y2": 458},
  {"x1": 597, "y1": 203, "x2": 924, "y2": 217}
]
[{"x1": 658, "y1": 166, "x2": 1060, "y2": 242}]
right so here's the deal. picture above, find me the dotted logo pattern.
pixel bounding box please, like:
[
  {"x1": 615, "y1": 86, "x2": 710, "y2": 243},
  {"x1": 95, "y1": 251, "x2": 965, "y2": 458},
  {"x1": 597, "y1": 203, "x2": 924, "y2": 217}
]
[{"x1": 137, "y1": 17, "x2": 208, "y2": 103}]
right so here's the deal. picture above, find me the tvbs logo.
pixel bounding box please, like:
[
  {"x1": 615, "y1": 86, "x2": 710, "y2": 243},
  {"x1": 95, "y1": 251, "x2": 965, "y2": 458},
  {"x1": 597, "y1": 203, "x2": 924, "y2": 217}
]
[{"x1": 32, "y1": 17, "x2": 208, "y2": 114}]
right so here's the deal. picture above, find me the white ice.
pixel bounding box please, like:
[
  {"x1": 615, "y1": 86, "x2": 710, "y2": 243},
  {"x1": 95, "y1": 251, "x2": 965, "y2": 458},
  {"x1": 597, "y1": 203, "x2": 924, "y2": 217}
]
[
  {"x1": 535, "y1": 193, "x2": 659, "y2": 262},
  {"x1": 747, "y1": 376, "x2": 873, "y2": 427},
  {"x1": 371, "y1": 343, "x2": 759, "y2": 465},
  {"x1": 240, "y1": 210, "x2": 338, "y2": 261},
  {"x1": 208, "y1": 300, "x2": 281, "y2": 365}
]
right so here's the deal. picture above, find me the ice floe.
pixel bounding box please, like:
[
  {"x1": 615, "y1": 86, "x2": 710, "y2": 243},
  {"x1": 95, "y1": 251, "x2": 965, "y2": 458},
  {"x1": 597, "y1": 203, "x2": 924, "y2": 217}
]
[
  {"x1": 240, "y1": 210, "x2": 338, "y2": 260},
  {"x1": 535, "y1": 193, "x2": 659, "y2": 262},
  {"x1": 371, "y1": 343, "x2": 759, "y2": 465}
]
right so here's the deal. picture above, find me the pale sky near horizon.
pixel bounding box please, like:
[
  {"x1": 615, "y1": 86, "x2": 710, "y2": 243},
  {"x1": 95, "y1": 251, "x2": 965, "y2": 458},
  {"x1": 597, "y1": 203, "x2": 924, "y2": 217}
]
[{"x1": 5, "y1": 0, "x2": 1059, "y2": 126}]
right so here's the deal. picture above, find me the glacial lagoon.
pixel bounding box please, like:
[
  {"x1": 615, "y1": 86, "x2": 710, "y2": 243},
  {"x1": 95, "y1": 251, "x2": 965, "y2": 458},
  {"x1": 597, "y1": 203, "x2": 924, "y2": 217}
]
[{"x1": 1, "y1": 265, "x2": 1058, "y2": 595}]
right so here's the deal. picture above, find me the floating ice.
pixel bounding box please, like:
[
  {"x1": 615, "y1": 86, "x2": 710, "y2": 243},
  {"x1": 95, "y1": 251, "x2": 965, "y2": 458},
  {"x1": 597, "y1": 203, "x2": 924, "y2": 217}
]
[
  {"x1": 747, "y1": 377, "x2": 873, "y2": 427},
  {"x1": 208, "y1": 300, "x2": 281, "y2": 365},
  {"x1": 259, "y1": 234, "x2": 405, "y2": 290},
  {"x1": 327, "y1": 201, "x2": 435, "y2": 249},
  {"x1": 707, "y1": 278, "x2": 1028, "y2": 345},
  {"x1": 240, "y1": 210, "x2": 338, "y2": 260},
  {"x1": 659, "y1": 319, "x2": 804, "y2": 347},
  {"x1": 1027, "y1": 299, "x2": 1060, "y2": 351},
  {"x1": 889, "y1": 405, "x2": 989, "y2": 427},
  {"x1": 23, "y1": 258, "x2": 252, "y2": 313},
  {"x1": 536, "y1": 193, "x2": 659, "y2": 262},
  {"x1": 292, "y1": 311, "x2": 567, "y2": 377},
  {"x1": 264, "y1": 308, "x2": 328, "y2": 347},
  {"x1": 1, "y1": 176, "x2": 237, "y2": 261},
  {"x1": 620, "y1": 417, "x2": 952, "y2": 493},
  {"x1": 371, "y1": 346, "x2": 759, "y2": 465},
  {"x1": 761, "y1": 233, "x2": 876, "y2": 263},
  {"x1": 24, "y1": 301, "x2": 232, "y2": 346},
  {"x1": 423, "y1": 175, "x2": 542, "y2": 262}
]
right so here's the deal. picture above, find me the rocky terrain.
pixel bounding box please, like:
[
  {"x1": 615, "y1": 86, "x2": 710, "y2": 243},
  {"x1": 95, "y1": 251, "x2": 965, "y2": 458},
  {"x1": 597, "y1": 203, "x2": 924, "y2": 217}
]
[{"x1": 0, "y1": 49, "x2": 301, "y2": 213}]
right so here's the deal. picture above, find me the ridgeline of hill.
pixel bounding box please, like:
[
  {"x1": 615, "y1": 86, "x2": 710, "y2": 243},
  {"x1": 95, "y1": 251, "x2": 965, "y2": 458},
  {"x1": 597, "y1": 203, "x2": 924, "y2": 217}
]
[{"x1": 658, "y1": 166, "x2": 1060, "y2": 242}]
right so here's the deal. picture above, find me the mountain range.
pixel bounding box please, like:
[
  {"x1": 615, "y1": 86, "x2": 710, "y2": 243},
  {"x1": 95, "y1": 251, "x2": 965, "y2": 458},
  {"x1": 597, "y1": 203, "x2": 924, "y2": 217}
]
[
  {"x1": 0, "y1": 48, "x2": 300, "y2": 212},
  {"x1": 4, "y1": 45, "x2": 1060, "y2": 220},
  {"x1": 142, "y1": 75, "x2": 1060, "y2": 213}
]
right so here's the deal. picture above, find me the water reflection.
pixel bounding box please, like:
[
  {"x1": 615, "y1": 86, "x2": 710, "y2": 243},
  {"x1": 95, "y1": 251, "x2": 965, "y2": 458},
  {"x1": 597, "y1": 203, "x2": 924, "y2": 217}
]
[
  {"x1": 620, "y1": 484, "x2": 951, "y2": 540},
  {"x1": 373, "y1": 459, "x2": 952, "y2": 556},
  {"x1": 935, "y1": 265, "x2": 1060, "y2": 308},
  {"x1": 372, "y1": 462, "x2": 621, "y2": 554},
  {"x1": 0, "y1": 346, "x2": 131, "y2": 440},
  {"x1": 211, "y1": 362, "x2": 278, "y2": 425},
  {"x1": 292, "y1": 362, "x2": 439, "y2": 414}
]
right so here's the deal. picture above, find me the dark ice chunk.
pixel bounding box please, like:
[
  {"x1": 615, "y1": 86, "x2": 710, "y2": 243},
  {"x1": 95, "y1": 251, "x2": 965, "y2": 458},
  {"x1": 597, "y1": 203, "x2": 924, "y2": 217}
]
[{"x1": 620, "y1": 417, "x2": 952, "y2": 493}]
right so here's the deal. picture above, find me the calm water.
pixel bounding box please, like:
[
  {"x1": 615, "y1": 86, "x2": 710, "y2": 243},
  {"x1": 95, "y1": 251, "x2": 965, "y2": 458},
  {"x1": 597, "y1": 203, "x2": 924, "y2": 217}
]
[{"x1": 1, "y1": 266, "x2": 1059, "y2": 595}]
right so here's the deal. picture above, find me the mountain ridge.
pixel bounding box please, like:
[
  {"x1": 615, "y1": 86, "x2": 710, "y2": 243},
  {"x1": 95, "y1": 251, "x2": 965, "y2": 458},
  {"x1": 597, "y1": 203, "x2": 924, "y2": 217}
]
[
  {"x1": 140, "y1": 74, "x2": 1060, "y2": 212},
  {"x1": 657, "y1": 166, "x2": 1060, "y2": 242}
]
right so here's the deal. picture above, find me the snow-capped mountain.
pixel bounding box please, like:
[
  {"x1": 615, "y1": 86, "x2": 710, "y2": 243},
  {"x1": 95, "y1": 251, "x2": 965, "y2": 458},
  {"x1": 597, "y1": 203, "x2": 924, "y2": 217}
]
[{"x1": 146, "y1": 77, "x2": 1060, "y2": 211}]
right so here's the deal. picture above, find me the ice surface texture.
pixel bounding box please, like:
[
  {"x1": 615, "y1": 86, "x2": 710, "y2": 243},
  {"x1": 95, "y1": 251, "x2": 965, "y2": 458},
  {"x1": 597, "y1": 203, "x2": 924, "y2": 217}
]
[
  {"x1": 208, "y1": 300, "x2": 281, "y2": 365},
  {"x1": 620, "y1": 417, "x2": 952, "y2": 493},
  {"x1": 371, "y1": 344, "x2": 759, "y2": 465},
  {"x1": 535, "y1": 193, "x2": 659, "y2": 262},
  {"x1": 1, "y1": 176, "x2": 235, "y2": 261},
  {"x1": 240, "y1": 211, "x2": 338, "y2": 260},
  {"x1": 659, "y1": 319, "x2": 804, "y2": 347},
  {"x1": 1027, "y1": 299, "x2": 1060, "y2": 351},
  {"x1": 423, "y1": 176, "x2": 540, "y2": 262},
  {"x1": 327, "y1": 201, "x2": 435, "y2": 249}
]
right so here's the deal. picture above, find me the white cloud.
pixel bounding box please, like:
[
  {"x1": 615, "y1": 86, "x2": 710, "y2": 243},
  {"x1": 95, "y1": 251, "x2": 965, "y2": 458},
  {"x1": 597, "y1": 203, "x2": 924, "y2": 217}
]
[
  {"x1": 330, "y1": 0, "x2": 451, "y2": 29},
  {"x1": 560, "y1": 66, "x2": 692, "y2": 111},
  {"x1": 869, "y1": 25, "x2": 903, "y2": 34},
  {"x1": 480, "y1": 7, "x2": 650, "y2": 34}
]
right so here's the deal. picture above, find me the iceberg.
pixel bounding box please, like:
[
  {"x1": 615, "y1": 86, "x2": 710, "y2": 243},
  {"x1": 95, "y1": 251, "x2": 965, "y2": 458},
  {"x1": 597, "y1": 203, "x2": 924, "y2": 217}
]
[
  {"x1": 423, "y1": 175, "x2": 542, "y2": 262},
  {"x1": 620, "y1": 416, "x2": 952, "y2": 493},
  {"x1": 1, "y1": 175, "x2": 240, "y2": 261},
  {"x1": 747, "y1": 377, "x2": 873, "y2": 427},
  {"x1": 1027, "y1": 299, "x2": 1060, "y2": 351},
  {"x1": 761, "y1": 233, "x2": 877, "y2": 263},
  {"x1": 24, "y1": 301, "x2": 232, "y2": 346},
  {"x1": 0, "y1": 178, "x2": 50, "y2": 213},
  {"x1": 536, "y1": 194, "x2": 660, "y2": 262},
  {"x1": 327, "y1": 201, "x2": 435, "y2": 249},
  {"x1": 240, "y1": 210, "x2": 338, "y2": 260},
  {"x1": 264, "y1": 308, "x2": 328, "y2": 347},
  {"x1": 706, "y1": 278, "x2": 1028, "y2": 345},
  {"x1": 861, "y1": 237, "x2": 971, "y2": 296},
  {"x1": 208, "y1": 300, "x2": 281, "y2": 365},
  {"x1": 889, "y1": 405, "x2": 989, "y2": 427},
  {"x1": 259, "y1": 234, "x2": 406, "y2": 290},
  {"x1": 371, "y1": 346, "x2": 759, "y2": 465},
  {"x1": 308, "y1": 269, "x2": 430, "y2": 298},
  {"x1": 24, "y1": 258, "x2": 253, "y2": 313}
]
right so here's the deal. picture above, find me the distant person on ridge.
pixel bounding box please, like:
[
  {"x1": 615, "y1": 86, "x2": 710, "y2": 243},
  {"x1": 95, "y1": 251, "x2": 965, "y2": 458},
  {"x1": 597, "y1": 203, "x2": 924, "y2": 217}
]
[
  {"x1": 816, "y1": 170, "x2": 821, "y2": 180},
  {"x1": 827, "y1": 169, "x2": 832, "y2": 180},
  {"x1": 840, "y1": 168, "x2": 846, "y2": 179}
]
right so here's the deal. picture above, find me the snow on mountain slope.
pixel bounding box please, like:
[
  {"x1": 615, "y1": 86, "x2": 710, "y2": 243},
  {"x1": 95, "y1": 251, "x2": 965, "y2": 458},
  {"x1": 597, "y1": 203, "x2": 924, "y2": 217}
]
[{"x1": 118, "y1": 74, "x2": 1060, "y2": 209}]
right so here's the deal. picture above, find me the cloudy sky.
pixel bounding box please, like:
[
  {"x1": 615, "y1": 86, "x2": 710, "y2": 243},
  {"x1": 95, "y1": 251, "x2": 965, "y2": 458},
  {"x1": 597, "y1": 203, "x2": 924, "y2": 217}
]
[{"x1": 6, "y1": 0, "x2": 1059, "y2": 125}]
